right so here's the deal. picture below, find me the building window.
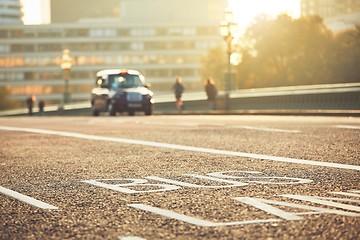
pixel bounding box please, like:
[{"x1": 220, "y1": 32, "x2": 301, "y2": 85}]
[
  {"x1": 24, "y1": 57, "x2": 37, "y2": 67},
  {"x1": 65, "y1": 29, "x2": 88, "y2": 37},
  {"x1": 0, "y1": 44, "x2": 9, "y2": 53},
  {"x1": 11, "y1": 44, "x2": 35, "y2": 53},
  {"x1": 38, "y1": 31, "x2": 62, "y2": 38},
  {"x1": 167, "y1": 27, "x2": 196, "y2": 36},
  {"x1": 131, "y1": 42, "x2": 144, "y2": 51},
  {"x1": 0, "y1": 30, "x2": 8, "y2": 38},
  {"x1": 10, "y1": 30, "x2": 22, "y2": 38},
  {"x1": 130, "y1": 28, "x2": 156, "y2": 37},
  {"x1": 89, "y1": 28, "x2": 117, "y2": 37},
  {"x1": 38, "y1": 44, "x2": 62, "y2": 52}
]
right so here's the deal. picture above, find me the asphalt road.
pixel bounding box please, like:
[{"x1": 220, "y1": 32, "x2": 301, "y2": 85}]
[{"x1": 0, "y1": 115, "x2": 359, "y2": 240}]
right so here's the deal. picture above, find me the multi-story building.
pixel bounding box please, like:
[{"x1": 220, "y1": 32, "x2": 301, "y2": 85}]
[
  {"x1": 0, "y1": 0, "x2": 227, "y2": 105},
  {"x1": 301, "y1": 0, "x2": 360, "y2": 31},
  {"x1": 50, "y1": 0, "x2": 120, "y2": 23},
  {"x1": 301, "y1": 0, "x2": 360, "y2": 17},
  {"x1": 0, "y1": 0, "x2": 22, "y2": 24}
]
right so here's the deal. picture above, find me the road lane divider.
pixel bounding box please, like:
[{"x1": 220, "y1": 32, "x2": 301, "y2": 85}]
[
  {"x1": 0, "y1": 126, "x2": 359, "y2": 172},
  {"x1": 228, "y1": 125, "x2": 301, "y2": 133},
  {"x1": 335, "y1": 125, "x2": 360, "y2": 130},
  {"x1": 0, "y1": 186, "x2": 58, "y2": 210},
  {"x1": 118, "y1": 236, "x2": 146, "y2": 240}
]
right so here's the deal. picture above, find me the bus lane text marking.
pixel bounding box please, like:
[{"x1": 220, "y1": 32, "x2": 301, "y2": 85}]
[{"x1": 82, "y1": 171, "x2": 312, "y2": 194}]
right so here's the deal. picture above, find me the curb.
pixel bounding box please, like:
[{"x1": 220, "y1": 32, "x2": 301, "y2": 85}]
[{"x1": 154, "y1": 110, "x2": 360, "y2": 117}]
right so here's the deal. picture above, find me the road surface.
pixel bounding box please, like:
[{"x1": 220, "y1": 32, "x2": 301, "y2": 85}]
[{"x1": 0, "y1": 115, "x2": 359, "y2": 239}]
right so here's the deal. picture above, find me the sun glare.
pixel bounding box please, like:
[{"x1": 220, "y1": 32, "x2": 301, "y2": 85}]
[
  {"x1": 228, "y1": 0, "x2": 301, "y2": 33},
  {"x1": 21, "y1": 0, "x2": 50, "y2": 25}
]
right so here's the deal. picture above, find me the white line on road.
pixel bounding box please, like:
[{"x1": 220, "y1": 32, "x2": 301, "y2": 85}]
[
  {"x1": 228, "y1": 125, "x2": 301, "y2": 133},
  {"x1": 136, "y1": 121, "x2": 300, "y2": 133},
  {"x1": 0, "y1": 186, "x2": 58, "y2": 210},
  {"x1": 118, "y1": 236, "x2": 147, "y2": 240},
  {"x1": 335, "y1": 125, "x2": 360, "y2": 130},
  {"x1": 0, "y1": 126, "x2": 359, "y2": 172},
  {"x1": 129, "y1": 203, "x2": 279, "y2": 227}
]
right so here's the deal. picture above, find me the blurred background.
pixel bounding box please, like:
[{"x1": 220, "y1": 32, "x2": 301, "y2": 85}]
[{"x1": 0, "y1": 0, "x2": 359, "y2": 111}]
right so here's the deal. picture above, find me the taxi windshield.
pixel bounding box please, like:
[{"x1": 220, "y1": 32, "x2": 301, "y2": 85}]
[{"x1": 111, "y1": 74, "x2": 143, "y2": 89}]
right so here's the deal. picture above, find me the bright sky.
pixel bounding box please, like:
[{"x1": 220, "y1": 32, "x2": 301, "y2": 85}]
[
  {"x1": 21, "y1": 0, "x2": 50, "y2": 25},
  {"x1": 22, "y1": 0, "x2": 300, "y2": 27},
  {"x1": 229, "y1": 0, "x2": 301, "y2": 33}
]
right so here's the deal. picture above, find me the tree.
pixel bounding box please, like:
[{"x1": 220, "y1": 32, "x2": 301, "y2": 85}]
[
  {"x1": 237, "y1": 14, "x2": 334, "y2": 88},
  {"x1": 289, "y1": 16, "x2": 334, "y2": 85},
  {"x1": 200, "y1": 46, "x2": 226, "y2": 90},
  {"x1": 201, "y1": 15, "x2": 360, "y2": 90},
  {"x1": 0, "y1": 86, "x2": 17, "y2": 110},
  {"x1": 331, "y1": 25, "x2": 360, "y2": 83}
]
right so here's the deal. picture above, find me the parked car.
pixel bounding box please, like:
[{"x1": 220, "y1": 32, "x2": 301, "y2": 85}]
[{"x1": 91, "y1": 69, "x2": 154, "y2": 116}]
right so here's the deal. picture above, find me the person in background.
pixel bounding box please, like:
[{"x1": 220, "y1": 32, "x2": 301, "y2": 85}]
[
  {"x1": 38, "y1": 99, "x2": 45, "y2": 116},
  {"x1": 26, "y1": 95, "x2": 36, "y2": 116},
  {"x1": 204, "y1": 78, "x2": 218, "y2": 110},
  {"x1": 172, "y1": 76, "x2": 185, "y2": 112}
]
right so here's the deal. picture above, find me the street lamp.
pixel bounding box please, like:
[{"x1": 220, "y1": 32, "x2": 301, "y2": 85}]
[
  {"x1": 61, "y1": 49, "x2": 72, "y2": 104},
  {"x1": 219, "y1": 9, "x2": 238, "y2": 95}
]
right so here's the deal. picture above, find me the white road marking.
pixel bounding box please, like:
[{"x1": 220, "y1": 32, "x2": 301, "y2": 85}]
[
  {"x1": 137, "y1": 121, "x2": 199, "y2": 127},
  {"x1": 335, "y1": 125, "x2": 360, "y2": 130},
  {"x1": 145, "y1": 175, "x2": 248, "y2": 188},
  {"x1": 0, "y1": 186, "x2": 58, "y2": 210},
  {"x1": 235, "y1": 197, "x2": 302, "y2": 220},
  {"x1": 243, "y1": 196, "x2": 360, "y2": 217},
  {"x1": 228, "y1": 125, "x2": 301, "y2": 133},
  {"x1": 281, "y1": 195, "x2": 360, "y2": 213},
  {"x1": 330, "y1": 191, "x2": 360, "y2": 198},
  {"x1": 0, "y1": 126, "x2": 359, "y2": 171},
  {"x1": 129, "y1": 203, "x2": 280, "y2": 227},
  {"x1": 118, "y1": 236, "x2": 146, "y2": 240},
  {"x1": 136, "y1": 121, "x2": 300, "y2": 133},
  {"x1": 317, "y1": 197, "x2": 360, "y2": 203},
  {"x1": 82, "y1": 179, "x2": 180, "y2": 194}
]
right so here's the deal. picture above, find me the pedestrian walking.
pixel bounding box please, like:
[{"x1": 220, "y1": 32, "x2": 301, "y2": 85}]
[
  {"x1": 38, "y1": 99, "x2": 45, "y2": 115},
  {"x1": 172, "y1": 76, "x2": 185, "y2": 112},
  {"x1": 26, "y1": 95, "x2": 36, "y2": 116},
  {"x1": 204, "y1": 78, "x2": 218, "y2": 110}
]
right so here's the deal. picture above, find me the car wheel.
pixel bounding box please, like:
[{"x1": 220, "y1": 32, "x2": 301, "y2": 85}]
[
  {"x1": 108, "y1": 102, "x2": 116, "y2": 116},
  {"x1": 91, "y1": 104, "x2": 100, "y2": 116},
  {"x1": 144, "y1": 106, "x2": 153, "y2": 116},
  {"x1": 92, "y1": 109, "x2": 99, "y2": 116}
]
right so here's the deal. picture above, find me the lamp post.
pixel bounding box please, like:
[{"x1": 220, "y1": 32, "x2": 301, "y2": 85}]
[
  {"x1": 61, "y1": 49, "x2": 72, "y2": 104},
  {"x1": 219, "y1": 9, "x2": 238, "y2": 96}
]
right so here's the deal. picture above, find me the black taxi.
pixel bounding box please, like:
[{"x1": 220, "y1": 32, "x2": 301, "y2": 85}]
[{"x1": 91, "y1": 69, "x2": 154, "y2": 116}]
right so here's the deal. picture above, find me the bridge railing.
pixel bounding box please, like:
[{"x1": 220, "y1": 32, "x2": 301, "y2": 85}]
[{"x1": 1, "y1": 82, "x2": 359, "y2": 116}]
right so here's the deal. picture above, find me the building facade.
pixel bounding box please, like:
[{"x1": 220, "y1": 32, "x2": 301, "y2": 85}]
[
  {"x1": 50, "y1": 0, "x2": 120, "y2": 23},
  {"x1": 300, "y1": 0, "x2": 360, "y2": 32},
  {"x1": 301, "y1": 0, "x2": 360, "y2": 18},
  {"x1": 0, "y1": 0, "x2": 228, "y2": 105},
  {"x1": 0, "y1": 0, "x2": 22, "y2": 24}
]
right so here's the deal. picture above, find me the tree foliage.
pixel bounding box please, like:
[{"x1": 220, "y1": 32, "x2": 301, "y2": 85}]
[
  {"x1": 331, "y1": 25, "x2": 360, "y2": 83},
  {"x1": 202, "y1": 14, "x2": 360, "y2": 90},
  {"x1": 0, "y1": 86, "x2": 18, "y2": 110},
  {"x1": 200, "y1": 46, "x2": 226, "y2": 89}
]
